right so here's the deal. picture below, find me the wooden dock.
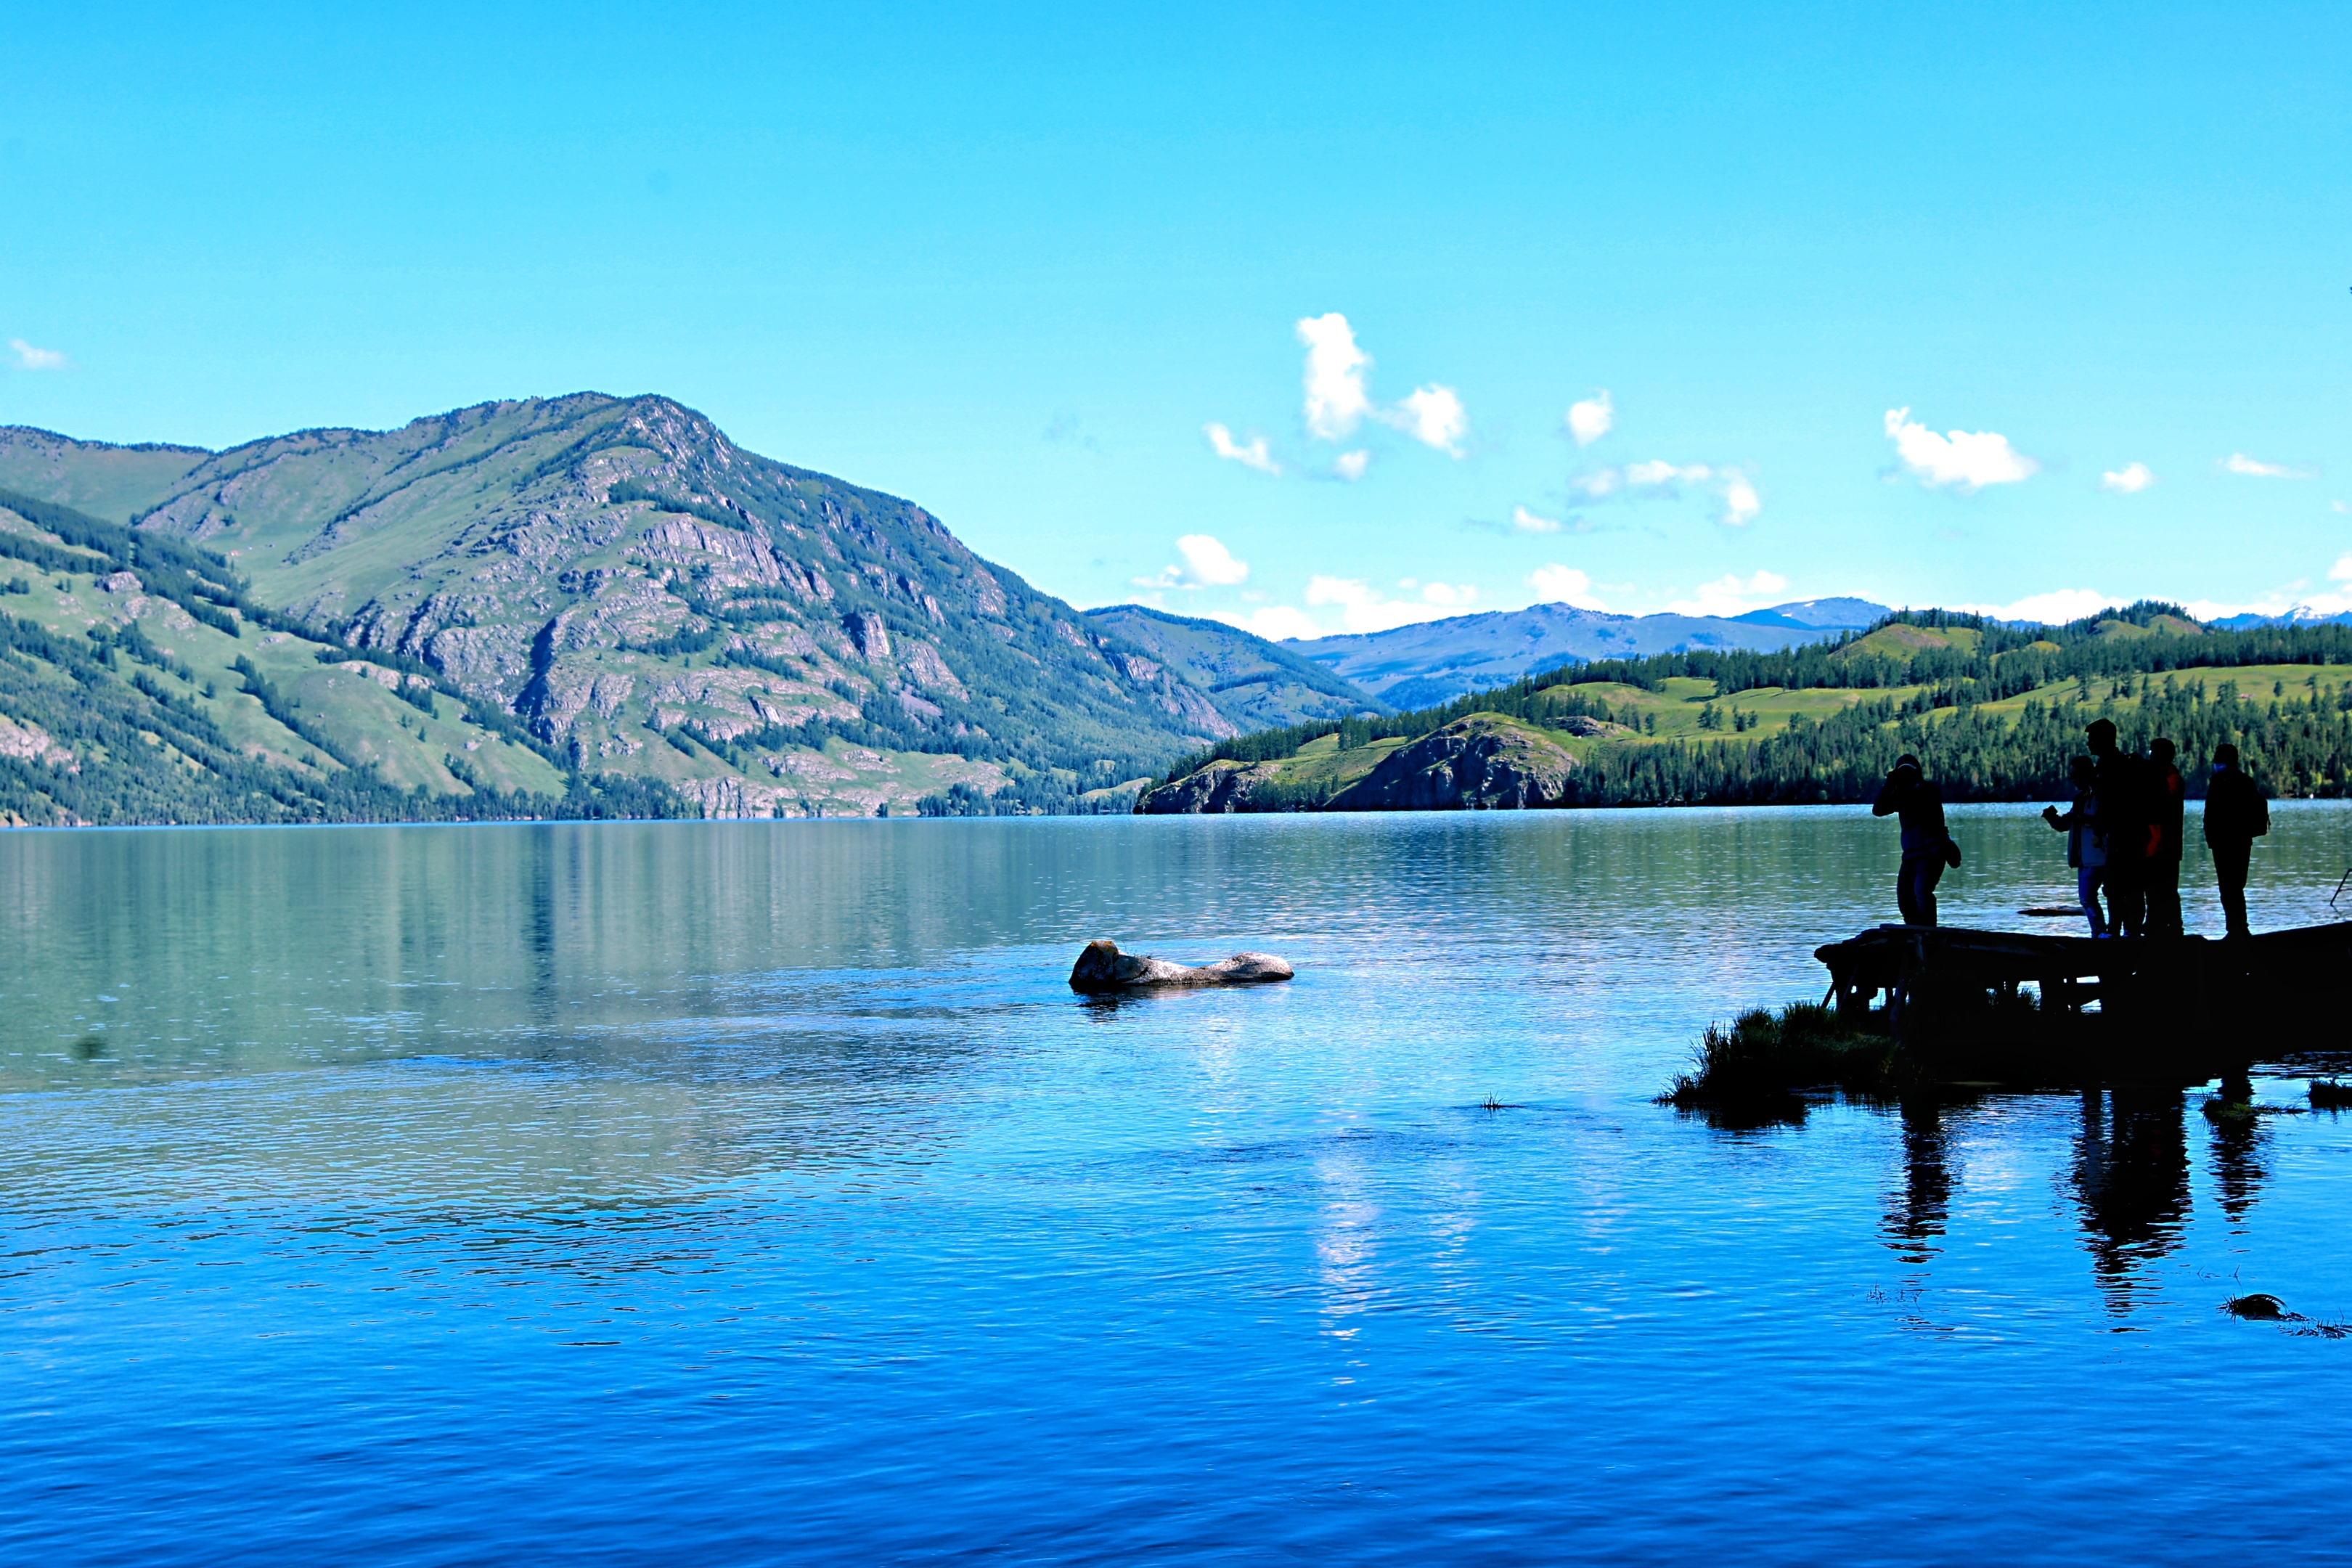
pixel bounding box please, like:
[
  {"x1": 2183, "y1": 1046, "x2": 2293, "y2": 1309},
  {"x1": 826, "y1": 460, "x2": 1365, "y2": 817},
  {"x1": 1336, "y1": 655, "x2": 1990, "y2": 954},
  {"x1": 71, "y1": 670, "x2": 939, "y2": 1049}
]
[{"x1": 1816, "y1": 920, "x2": 2352, "y2": 1041}]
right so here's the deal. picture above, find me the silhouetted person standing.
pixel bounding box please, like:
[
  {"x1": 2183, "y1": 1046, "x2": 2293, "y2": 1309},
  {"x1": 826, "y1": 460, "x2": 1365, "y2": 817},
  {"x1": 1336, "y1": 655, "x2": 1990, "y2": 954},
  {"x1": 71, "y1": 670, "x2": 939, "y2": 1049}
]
[
  {"x1": 2086, "y1": 720, "x2": 2149, "y2": 937},
  {"x1": 2146, "y1": 738, "x2": 2185, "y2": 936},
  {"x1": 2203, "y1": 742, "x2": 2268, "y2": 939},
  {"x1": 2042, "y1": 754, "x2": 2107, "y2": 936},
  {"x1": 1873, "y1": 754, "x2": 1956, "y2": 926}
]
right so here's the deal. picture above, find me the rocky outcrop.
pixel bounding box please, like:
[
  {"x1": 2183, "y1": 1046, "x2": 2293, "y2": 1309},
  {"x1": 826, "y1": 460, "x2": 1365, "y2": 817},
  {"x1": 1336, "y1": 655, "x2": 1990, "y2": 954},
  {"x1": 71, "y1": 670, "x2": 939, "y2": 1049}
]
[
  {"x1": 1067, "y1": 940, "x2": 1294, "y2": 993},
  {"x1": 1134, "y1": 758, "x2": 1283, "y2": 814},
  {"x1": 842, "y1": 609, "x2": 891, "y2": 661},
  {"x1": 1326, "y1": 714, "x2": 1578, "y2": 811},
  {"x1": 0, "y1": 714, "x2": 72, "y2": 767},
  {"x1": 902, "y1": 639, "x2": 965, "y2": 695}
]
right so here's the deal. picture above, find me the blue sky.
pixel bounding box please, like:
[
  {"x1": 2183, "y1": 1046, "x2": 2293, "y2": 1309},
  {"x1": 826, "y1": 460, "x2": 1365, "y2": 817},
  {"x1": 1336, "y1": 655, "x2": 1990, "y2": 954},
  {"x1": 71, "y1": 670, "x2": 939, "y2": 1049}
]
[{"x1": 4, "y1": 1, "x2": 2348, "y2": 635}]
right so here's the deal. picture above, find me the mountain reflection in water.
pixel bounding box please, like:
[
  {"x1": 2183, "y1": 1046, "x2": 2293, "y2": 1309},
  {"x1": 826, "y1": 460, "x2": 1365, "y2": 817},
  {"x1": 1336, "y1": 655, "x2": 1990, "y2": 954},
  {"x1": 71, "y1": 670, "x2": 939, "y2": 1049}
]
[{"x1": 6, "y1": 807, "x2": 2352, "y2": 1566}]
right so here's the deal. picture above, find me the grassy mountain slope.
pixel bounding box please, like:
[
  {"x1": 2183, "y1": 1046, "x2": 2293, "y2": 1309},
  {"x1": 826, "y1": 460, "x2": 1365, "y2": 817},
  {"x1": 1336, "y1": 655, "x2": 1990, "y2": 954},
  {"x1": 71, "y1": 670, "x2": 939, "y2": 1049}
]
[
  {"x1": 1140, "y1": 605, "x2": 2352, "y2": 812},
  {"x1": 0, "y1": 396, "x2": 1242, "y2": 821},
  {"x1": 0, "y1": 430, "x2": 208, "y2": 526},
  {"x1": 1079, "y1": 603, "x2": 1384, "y2": 730},
  {"x1": 0, "y1": 500, "x2": 584, "y2": 825}
]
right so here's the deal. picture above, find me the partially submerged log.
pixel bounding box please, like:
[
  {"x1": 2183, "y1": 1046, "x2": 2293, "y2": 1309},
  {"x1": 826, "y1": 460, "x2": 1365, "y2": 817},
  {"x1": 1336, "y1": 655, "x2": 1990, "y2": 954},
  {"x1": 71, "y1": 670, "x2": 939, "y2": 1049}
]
[{"x1": 1069, "y1": 939, "x2": 1294, "y2": 994}]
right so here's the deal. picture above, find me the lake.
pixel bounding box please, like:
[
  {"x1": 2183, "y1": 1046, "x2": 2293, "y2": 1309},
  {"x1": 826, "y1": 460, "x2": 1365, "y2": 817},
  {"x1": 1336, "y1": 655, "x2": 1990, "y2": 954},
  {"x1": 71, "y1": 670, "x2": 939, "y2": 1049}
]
[{"x1": 7, "y1": 804, "x2": 2352, "y2": 1564}]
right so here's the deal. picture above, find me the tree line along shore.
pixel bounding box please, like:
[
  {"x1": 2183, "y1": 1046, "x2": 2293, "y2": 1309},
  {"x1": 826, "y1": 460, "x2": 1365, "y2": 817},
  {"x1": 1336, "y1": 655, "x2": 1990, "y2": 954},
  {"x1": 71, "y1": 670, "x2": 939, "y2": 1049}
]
[{"x1": 1138, "y1": 604, "x2": 2352, "y2": 812}]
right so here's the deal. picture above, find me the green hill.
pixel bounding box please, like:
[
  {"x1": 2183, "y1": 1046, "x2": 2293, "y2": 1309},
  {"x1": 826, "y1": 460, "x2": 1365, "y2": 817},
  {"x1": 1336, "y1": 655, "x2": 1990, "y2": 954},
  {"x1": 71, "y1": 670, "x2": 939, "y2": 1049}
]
[
  {"x1": 1140, "y1": 604, "x2": 2352, "y2": 812},
  {"x1": 1078, "y1": 603, "x2": 1383, "y2": 730},
  {"x1": 0, "y1": 396, "x2": 1265, "y2": 825}
]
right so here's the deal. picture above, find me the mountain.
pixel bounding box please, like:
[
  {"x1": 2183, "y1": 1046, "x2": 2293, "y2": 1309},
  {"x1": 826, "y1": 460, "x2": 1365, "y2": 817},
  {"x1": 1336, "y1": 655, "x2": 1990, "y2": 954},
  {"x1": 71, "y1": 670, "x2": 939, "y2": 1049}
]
[
  {"x1": 1079, "y1": 604, "x2": 1384, "y2": 728},
  {"x1": 1730, "y1": 597, "x2": 1888, "y2": 630},
  {"x1": 1140, "y1": 603, "x2": 2352, "y2": 814},
  {"x1": 2207, "y1": 607, "x2": 2352, "y2": 631},
  {"x1": 1285, "y1": 598, "x2": 1892, "y2": 708},
  {"x1": 0, "y1": 395, "x2": 1254, "y2": 824}
]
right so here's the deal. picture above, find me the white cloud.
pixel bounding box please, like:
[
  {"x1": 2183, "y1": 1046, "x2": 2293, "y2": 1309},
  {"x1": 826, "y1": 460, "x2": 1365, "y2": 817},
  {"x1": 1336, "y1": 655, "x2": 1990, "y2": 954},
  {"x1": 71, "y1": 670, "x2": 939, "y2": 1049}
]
[
  {"x1": 1203, "y1": 422, "x2": 1280, "y2": 475},
  {"x1": 1567, "y1": 390, "x2": 1613, "y2": 446},
  {"x1": 1175, "y1": 534, "x2": 1248, "y2": 585},
  {"x1": 1136, "y1": 533, "x2": 1250, "y2": 589},
  {"x1": 1297, "y1": 313, "x2": 1372, "y2": 441},
  {"x1": 1720, "y1": 470, "x2": 1761, "y2": 527},
  {"x1": 2223, "y1": 452, "x2": 2310, "y2": 478},
  {"x1": 1948, "y1": 588, "x2": 2116, "y2": 624},
  {"x1": 1383, "y1": 383, "x2": 1467, "y2": 456},
  {"x1": 2334, "y1": 500, "x2": 2348, "y2": 515},
  {"x1": 1420, "y1": 581, "x2": 1477, "y2": 608},
  {"x1": 1211, "y1": 605, "x2": 1324, "y2": 642},
  {"x1": 9, "y1": 339, "x2": 68, "y2": 371},
  {"x1": 1511, "y1": 505, "x2": 1563, "y2": 534},
  {"x1": 1528, "y1": 564, "x2": 1608, "y2": 611},
  {"x1": 1334, "y1": 449, "x2": 1369, "y2": 481},
  {"x1": 1304, "y1": 573, "x2": 1456, "y2": 633},
  {"x1": 1883, "y1": 407, "x2": 2038, "y2": 491},
  {"x1": 1569, "y1": 461, "x2": 1757, "y2": 526},
  {"x1": 1293, "y1": 314, "x2": 1468, "y2": 456},
  {"x1": 2176, "y1": 555, "x2": 2352, "y2": 621},
  {"x1": 1627, "y1": 460, "x2": 1712, "y2": 487},
  {"x1": 1306, "y1": 574, "x2": 1374, "y2": 608},
  {"x1": 1665, "y1": 571, "x2": 1790, "y2": 618},
  {"x1": 2099, "y1": 462, "x2": 2153, "y2": 494}
]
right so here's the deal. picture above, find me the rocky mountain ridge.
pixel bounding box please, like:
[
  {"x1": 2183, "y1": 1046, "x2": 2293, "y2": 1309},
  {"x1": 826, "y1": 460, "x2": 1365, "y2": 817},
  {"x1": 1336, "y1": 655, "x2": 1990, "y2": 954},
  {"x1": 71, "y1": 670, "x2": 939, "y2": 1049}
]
[{"x1": 0, "y1": 396, "x2": 1310, "y2": 820}]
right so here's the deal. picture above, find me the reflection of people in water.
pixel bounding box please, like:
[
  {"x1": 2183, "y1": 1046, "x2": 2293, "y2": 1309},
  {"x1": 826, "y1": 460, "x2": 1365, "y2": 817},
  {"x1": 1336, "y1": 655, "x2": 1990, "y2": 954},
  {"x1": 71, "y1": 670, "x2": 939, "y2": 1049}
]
[
  {"x1": 1882, "y1": 1095, "x2": 1959, "y2": 1265},
  {"x1": 2208, "y1": 1094, "x2": 2270, "y2": 1230},
  {"x1": 2069, "y1": 1087, "x2": 2190, "y2": 1310}
]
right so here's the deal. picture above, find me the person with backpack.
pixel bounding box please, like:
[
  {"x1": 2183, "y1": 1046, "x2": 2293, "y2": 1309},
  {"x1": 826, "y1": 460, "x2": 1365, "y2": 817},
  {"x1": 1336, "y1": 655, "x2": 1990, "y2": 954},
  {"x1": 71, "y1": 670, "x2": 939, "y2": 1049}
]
[
  {"x1": 2203, "y1": 743, "x2": 2269, "y2": 939},
  {"x1": 1874, "y1": 754, "x2": 1961, "y2": 926}
]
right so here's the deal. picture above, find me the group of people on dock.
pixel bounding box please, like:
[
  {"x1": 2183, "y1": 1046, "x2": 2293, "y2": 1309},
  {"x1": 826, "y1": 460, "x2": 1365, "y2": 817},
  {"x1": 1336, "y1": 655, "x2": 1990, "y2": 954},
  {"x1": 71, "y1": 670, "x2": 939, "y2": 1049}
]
[{"x1": 1871, "y1": 719, "x2": 2270, "y2": 938}]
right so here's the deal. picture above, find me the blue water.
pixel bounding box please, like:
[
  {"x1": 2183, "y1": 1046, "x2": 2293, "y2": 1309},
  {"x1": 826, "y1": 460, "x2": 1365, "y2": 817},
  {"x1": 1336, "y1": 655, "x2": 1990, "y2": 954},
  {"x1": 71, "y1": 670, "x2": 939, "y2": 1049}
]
[{"x1": 7, "y1": 806, "x2": 2352, "y2": 1564}]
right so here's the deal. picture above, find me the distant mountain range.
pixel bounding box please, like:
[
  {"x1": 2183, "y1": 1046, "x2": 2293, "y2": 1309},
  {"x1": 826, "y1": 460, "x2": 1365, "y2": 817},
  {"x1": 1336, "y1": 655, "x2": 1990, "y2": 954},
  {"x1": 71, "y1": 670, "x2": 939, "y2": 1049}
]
[
  {"x1": 2206, "y1": 607, "x2": 2352, "y2": 631},
  {"x1": 1277, "y1": 597, "x2": 1892, "y2": 707}
]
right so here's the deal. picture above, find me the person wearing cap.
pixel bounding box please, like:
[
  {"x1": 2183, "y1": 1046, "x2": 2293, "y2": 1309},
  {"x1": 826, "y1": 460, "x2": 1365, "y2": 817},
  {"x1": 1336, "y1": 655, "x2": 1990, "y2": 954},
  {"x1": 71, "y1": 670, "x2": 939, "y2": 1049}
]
[
  {"x1": 2145, "y1": 737, "x2": 2186, "y2": 937},
  {"x1": 2202, "y1": 743, "x2": 2269, "y2": 939},
  {"x1": 1872, "y1": 753, "x2": 1959, "y2": 926},
  {"x1": 2085, "y1": 719, "x2": 2150, "y2": 938}
]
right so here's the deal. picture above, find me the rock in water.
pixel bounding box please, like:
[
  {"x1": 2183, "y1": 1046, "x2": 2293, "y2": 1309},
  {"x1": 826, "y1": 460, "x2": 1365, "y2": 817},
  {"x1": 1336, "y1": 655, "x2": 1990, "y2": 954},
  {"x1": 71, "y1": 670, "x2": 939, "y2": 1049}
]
[{"x1": 1068, "y1": 939, "x2": 1294, "y2": 993}]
